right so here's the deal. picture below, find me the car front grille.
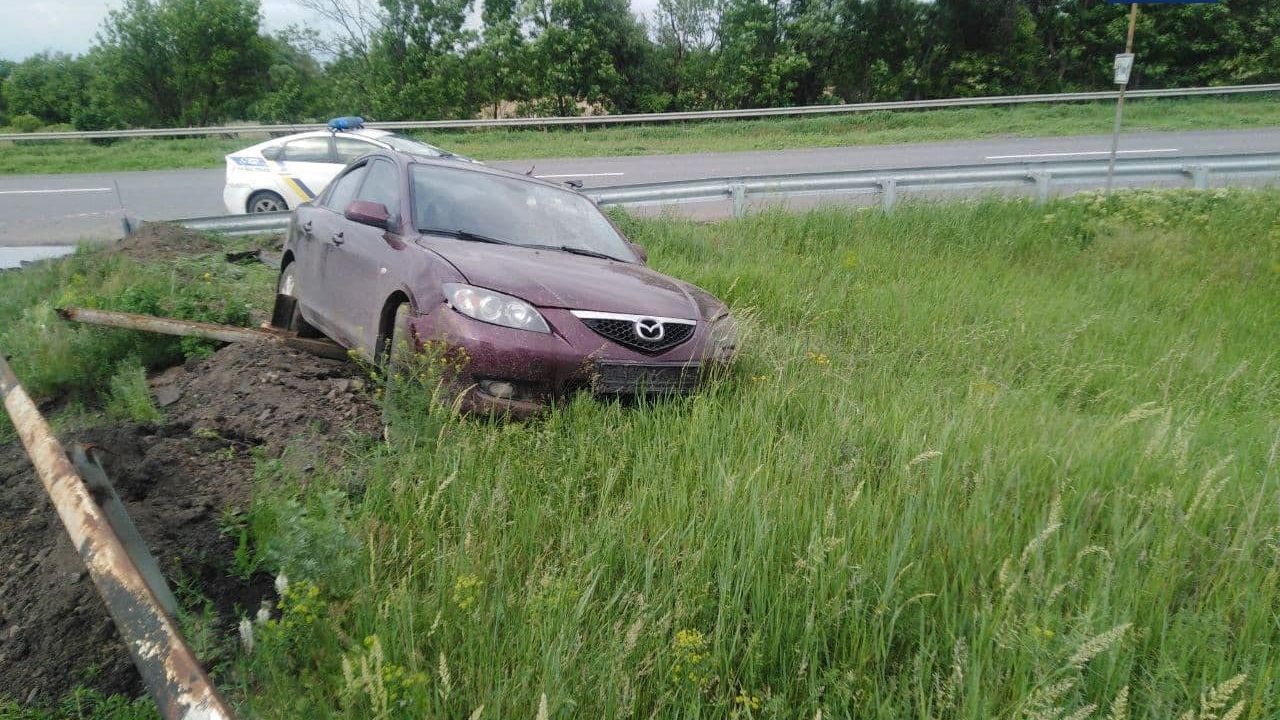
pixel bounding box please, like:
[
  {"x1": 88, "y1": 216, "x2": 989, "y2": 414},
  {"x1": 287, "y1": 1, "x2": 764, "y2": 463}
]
[
  {"x1": 593, "y1": 362, "x2": 702, "y2": 395},
  {"x1": 576, "y1": 314, "x2": 696, "y2": 355}
]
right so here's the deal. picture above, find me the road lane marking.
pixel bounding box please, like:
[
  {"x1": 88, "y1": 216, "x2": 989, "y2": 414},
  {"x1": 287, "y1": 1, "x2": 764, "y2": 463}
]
[
  {"x1": 534, "y1": 172, "x2": 625, "y2": 178},
  {"x1": 985, "y1": 148, "x2": 1179, "y2": 160},
  {"x1": 0, "y1": 187, "x2": 114, "y2": 195}
]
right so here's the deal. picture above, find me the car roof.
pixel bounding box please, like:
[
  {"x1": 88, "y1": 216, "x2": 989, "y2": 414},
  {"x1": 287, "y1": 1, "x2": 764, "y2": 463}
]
[
  {"x1": 233, "y1": 127, "x2": 393, "y2": 155},
  {"x1": 390, "y1": 150, "x2": 582, "y2": 193}
]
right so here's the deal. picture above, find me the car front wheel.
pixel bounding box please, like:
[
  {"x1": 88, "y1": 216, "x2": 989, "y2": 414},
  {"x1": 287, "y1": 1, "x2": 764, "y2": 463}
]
[{"x1": 247, "y1": 190, "x2": 287, "y2": 213}]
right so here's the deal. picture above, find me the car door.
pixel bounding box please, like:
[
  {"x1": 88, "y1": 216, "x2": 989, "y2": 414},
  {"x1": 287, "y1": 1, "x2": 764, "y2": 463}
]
[
  {"x1": 325, "y1": 158, "x2": 406, "y2": 355},
  {"x1": 298, "y1": 161, "x2": 368, "y2": 338},
  {"x1": 277, "y1": 135, "x2": 339, "y2": 204}
]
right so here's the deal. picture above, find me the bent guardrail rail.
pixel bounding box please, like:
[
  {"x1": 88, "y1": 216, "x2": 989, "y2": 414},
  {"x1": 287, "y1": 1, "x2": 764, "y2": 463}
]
[
  {"x1": 2, "y1": 83, "x2": 1278, "y2": 141},
  {"x1": 0, "y1": 353, "x2": 235, "y2": 720},
  {"x1": 167, "y1": 151, "x2": 1280, "y2": 234}
]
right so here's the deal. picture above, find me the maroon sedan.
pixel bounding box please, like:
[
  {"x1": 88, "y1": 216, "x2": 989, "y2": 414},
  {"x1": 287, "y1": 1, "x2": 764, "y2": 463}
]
[{"x1": 271, "y1": 149, "x2": 736, "y2": 415}]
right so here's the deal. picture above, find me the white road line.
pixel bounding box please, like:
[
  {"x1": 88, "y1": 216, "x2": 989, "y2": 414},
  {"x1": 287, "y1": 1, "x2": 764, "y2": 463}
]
[
  {"x1": 985, "y1": 148, "x2": 1179, "y2": 160},
  {"x1": 534, "y1": 172, "x2": 625, "y2": 178},
  {"x1": 0, "y1": 187, "x2": 114, "y2": 195}
]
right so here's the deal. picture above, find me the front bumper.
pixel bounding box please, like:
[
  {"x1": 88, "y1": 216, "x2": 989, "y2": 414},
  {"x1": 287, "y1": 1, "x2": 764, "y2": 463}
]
[{"x1": 406, "y1": 303, "x2": 731, "y2": 416}]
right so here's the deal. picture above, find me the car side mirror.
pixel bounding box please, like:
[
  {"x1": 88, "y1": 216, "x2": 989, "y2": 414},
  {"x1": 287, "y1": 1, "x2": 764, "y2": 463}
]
[
  {"x1": 628, "y1": 242, "x2": 648, "y2": 263},
  {"x1": 261, "y1": 145, "x2": 281, "y2": 161},
  {"x1": 345, "y1": 200, "x2": 391, "y2": 230}
]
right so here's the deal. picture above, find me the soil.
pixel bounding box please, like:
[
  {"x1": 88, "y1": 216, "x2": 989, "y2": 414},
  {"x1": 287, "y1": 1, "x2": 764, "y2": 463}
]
[
  {"x1": 110, "y1": 222, "x2": 228, "y2": 262},
  {"x1": 0, "y1": 341, "x2": 381, "y2": 705}
]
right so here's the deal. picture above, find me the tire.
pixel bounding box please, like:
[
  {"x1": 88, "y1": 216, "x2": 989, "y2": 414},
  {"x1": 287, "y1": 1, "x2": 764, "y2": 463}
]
[
  {"x1": 383, "y1": 303, "x2": 411, "y2": 375},
  {"x1": 247, "y1": 190, "x2": 287, "y2": 214},
  {"x1": 381, "y1": 303, "x2": 411, "y2": 427},
  {"x1": 271, "y1": 263, "x2": 322, "y2": 338}
]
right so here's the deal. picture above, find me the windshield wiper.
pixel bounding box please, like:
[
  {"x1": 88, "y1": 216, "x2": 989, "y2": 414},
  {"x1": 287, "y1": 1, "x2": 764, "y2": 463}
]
[
  {"x1": 529, "y1": 244, "x2": 622, "y2": 262},
  {"x1": 421, "y1": 227, "x2": 515, "y2": 246}
]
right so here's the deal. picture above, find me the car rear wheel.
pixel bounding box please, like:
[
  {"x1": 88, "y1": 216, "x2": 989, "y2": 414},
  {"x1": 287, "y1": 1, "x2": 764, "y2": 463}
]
[
  {"x1": 271, "y1": 263, "x2": 322, "y2": 338},
  {"x1": 248, "y1": 190, "x2": 286, "y2": 214}
]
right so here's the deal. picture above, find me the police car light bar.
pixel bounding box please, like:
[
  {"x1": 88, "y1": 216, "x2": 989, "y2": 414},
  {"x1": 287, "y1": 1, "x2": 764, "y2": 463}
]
[{"x1": 328, "y1": 116, "x2": 365, "y2": 131}]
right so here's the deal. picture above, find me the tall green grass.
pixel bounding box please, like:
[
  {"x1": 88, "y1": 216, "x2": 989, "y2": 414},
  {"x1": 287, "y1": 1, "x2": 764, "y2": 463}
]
[
  {"x1": 233, "y1": 190, "x2": 1280, "y2": 718},
  {"x1": 2, "y1": 95, "x2": 1277, "y2": 174}
]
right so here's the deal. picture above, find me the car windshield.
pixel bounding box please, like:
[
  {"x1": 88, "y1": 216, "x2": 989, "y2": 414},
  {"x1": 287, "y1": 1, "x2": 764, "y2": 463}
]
[
  {"x1": 411, "y1": 164, "x2": 634, "y2": 262},
  {"x1": 381, "y1": 133, "x2": 453, "y2": 158}
]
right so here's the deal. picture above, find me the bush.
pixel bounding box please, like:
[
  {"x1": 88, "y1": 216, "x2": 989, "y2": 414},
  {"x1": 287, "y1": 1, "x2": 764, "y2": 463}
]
[{"x1": 8, "y1": 113, "x2": 42, "y2": 132}]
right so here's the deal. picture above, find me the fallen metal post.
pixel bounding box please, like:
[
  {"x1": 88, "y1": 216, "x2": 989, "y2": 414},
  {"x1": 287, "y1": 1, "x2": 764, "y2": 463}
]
[
  {"x1": 72, "y1": 445, "x2": 180, "y2": 618},
  {"x1": 0, "y1": 353, "x2": 234, "y2": 720},
  {"x1": 57, "y1": 307, "x2": 350, "y2": 361}
]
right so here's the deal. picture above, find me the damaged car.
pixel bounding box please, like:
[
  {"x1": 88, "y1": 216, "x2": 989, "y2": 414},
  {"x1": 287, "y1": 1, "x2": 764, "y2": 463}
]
[{"x1": 271, "y1": 148, "x2": 736, "y2": 415}]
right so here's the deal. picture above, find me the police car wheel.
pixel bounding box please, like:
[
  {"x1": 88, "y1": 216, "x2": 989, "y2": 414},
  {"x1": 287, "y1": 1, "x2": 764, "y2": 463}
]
[{"x1": 248, "y1": 190, "x2": 286, "y2": 214}]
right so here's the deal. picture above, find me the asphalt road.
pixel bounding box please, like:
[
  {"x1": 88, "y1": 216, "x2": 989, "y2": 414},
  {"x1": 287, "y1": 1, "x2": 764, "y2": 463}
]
[{"x1": 2, "y1": 127, "x2": 1276, "y2": 247}]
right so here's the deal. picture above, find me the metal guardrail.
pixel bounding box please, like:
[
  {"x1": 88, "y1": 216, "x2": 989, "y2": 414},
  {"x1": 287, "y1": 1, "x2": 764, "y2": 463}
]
[
  {"x1": 4, "y1": 83, "x2": 1278, "y2": 142},
  {"x1": 590, "y1": 151, "x2": 1280, "y2": 216},
  {"x1": 0, "y1": 354, "x2": 234, "y2": 720},
  {"x1": 170, "y1": 152, "x2": 1280, "y2": 234}
]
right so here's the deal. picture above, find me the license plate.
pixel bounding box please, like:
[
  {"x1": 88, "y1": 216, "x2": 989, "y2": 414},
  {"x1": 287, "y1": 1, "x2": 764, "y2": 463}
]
[{"x1": 594, "y1": 362, "x2": 701, "y2": 395}]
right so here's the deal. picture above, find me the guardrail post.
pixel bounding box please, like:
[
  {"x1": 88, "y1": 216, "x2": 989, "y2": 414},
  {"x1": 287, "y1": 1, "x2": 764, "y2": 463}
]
[
  {"x1": 1030, "y1": 172, "x2": 1052, "y2": 205},
  {"x1": 72, "y1": 445, "x2": 179, "y2": 618},
  {"x1": 0, "y1": 353, "x2": 235, "y2": 720},
  {"x1": 1185, "y1": 165, "x2": 1210, "y2": 190},
  {"x1": 730, "y1": 183, "x2": 748, "y2": 218},
  {"x1": 877, "y1": 178, "x2": 898, "y2": 212}
]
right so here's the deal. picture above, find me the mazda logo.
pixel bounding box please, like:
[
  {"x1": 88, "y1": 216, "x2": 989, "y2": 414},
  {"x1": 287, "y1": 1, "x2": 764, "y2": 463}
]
[{"x1": 634, "y1": 318, "x2": 665, "y2": 341}]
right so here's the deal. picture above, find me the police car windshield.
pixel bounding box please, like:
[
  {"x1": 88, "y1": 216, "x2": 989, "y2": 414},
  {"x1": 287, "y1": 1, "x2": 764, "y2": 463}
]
[{"x1": 381, "y1": 134, "x2": 453, "y2": 158}]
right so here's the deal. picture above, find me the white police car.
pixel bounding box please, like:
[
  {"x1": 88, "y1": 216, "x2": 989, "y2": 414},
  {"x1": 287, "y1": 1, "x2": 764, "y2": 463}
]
[{"x1": 222, "y1": 117, "x2": 474, "y2": 214}]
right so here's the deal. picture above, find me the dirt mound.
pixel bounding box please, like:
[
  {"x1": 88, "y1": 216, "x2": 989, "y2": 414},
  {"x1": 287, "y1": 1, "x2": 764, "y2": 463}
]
[
  {"x1": 111, "y1": 223, "x2": 225, "y2": 262},
  {"x1": 0, "y1": 341, "x2": 380, "y2": 705}
]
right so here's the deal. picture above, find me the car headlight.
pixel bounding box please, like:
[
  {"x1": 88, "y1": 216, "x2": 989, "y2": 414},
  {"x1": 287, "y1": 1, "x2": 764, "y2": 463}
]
[
  {"x1": 708, "y1": 314, "x2": 737, "y2": 359},
  {"x1": 444, "y1": 283, "x2": 550, "y2": 333}
]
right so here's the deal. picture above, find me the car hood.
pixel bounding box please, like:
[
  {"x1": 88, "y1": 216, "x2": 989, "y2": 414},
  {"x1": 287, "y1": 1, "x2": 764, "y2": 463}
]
[{"x1": 418, "y1": 237, "x2": 706, "y2": 318}]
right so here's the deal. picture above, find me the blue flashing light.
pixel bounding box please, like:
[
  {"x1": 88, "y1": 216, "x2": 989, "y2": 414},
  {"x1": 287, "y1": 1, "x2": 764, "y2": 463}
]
[{"x1": 328, "y1": 116, "x2": 365, "y2": 131}]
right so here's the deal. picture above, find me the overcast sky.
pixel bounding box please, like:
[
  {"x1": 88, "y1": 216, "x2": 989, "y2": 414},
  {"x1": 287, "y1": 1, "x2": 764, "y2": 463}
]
[{"x1": 1, "y1": 0, "x2": 661, "y2": 61}]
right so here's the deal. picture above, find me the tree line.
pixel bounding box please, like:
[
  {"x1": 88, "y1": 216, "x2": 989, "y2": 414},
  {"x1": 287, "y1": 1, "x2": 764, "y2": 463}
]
[{"x1": 1, "y1": 0, "x2": 1276, "y2": 131}]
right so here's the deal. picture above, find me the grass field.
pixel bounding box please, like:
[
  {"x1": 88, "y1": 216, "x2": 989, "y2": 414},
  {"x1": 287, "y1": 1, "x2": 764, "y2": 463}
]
[
  {"x1": 1, "y1": 94, "x2": 1278, "y2": 175},
  {"x1": 2, "y1": 190, "x2": 1279, "y2": 718}
]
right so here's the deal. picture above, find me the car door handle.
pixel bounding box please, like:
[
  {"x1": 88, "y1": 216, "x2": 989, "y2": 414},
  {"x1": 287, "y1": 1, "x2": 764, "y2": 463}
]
[{"x1": 331, "y1": 232, "x2": 344, "y2": 246}]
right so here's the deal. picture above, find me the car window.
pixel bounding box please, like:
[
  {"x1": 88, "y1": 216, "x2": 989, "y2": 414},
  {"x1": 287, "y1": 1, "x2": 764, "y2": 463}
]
[
  {"x1": 283, "y1": 137, "x2": 332, "y2": 163},
  {"x1": 335, "y1": 137, "x2": 378, "y2": 163},
  {"x1": 411, "y1": 164, "x2": 634, "y2": 261},
  {"x1": 356, "y1": 160, "x2": 400, "y2": 223},
  {"x1": 324, "y1": 163, "x2": 368, "y2": 212},
  {"x1": 381, "y1": 133, "x2": 450, "y2": 158}
]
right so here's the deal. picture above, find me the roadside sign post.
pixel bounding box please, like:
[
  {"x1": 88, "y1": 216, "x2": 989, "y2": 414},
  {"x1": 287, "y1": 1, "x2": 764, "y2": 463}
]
[
  {"x1": 1105, "y1": 3, "x2": 1140, "y2": 192},
  {"x1": 1105, "y1": 0, "x2": 1219, "y2": 193}
]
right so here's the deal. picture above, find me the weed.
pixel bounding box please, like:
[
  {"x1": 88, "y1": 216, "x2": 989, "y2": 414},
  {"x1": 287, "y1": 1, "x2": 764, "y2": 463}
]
[
  {"x1": 234, "y1": 190, "x2": 1280, "y2": 717},
  {"x1": 104, "y1": 358, "x2": 162, "y2": 423}
]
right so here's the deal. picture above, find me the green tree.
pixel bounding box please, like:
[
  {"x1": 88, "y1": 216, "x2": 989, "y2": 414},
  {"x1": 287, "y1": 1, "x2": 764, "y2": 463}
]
[
  {"x1": 0, "y1": 52, "x2": 90, "y2": 124},
  {"x1": 358, "y1": 0, "x2": 476, "y2": 119},
  {"x1": 650, "y1": 0, "x2": 722, "y2": 109},
  {"x1": 0, "y1": 60, "x2": 13, "y2": 124},
  {"x1": 252, "y1": 31, "x2": 333, "y2": 122},
  {"x1": 472, "y1": 0, "x2": 529, "y2": 117},
  {"x1": 525, "y1": 0, "x2": 654, "y2": 115},
  {"x1": 95, "y1": 0, "x2": 271, "y2": 125},
  {"x1": 714, "y1": 0, "x2": 810, "y2": 107}
]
